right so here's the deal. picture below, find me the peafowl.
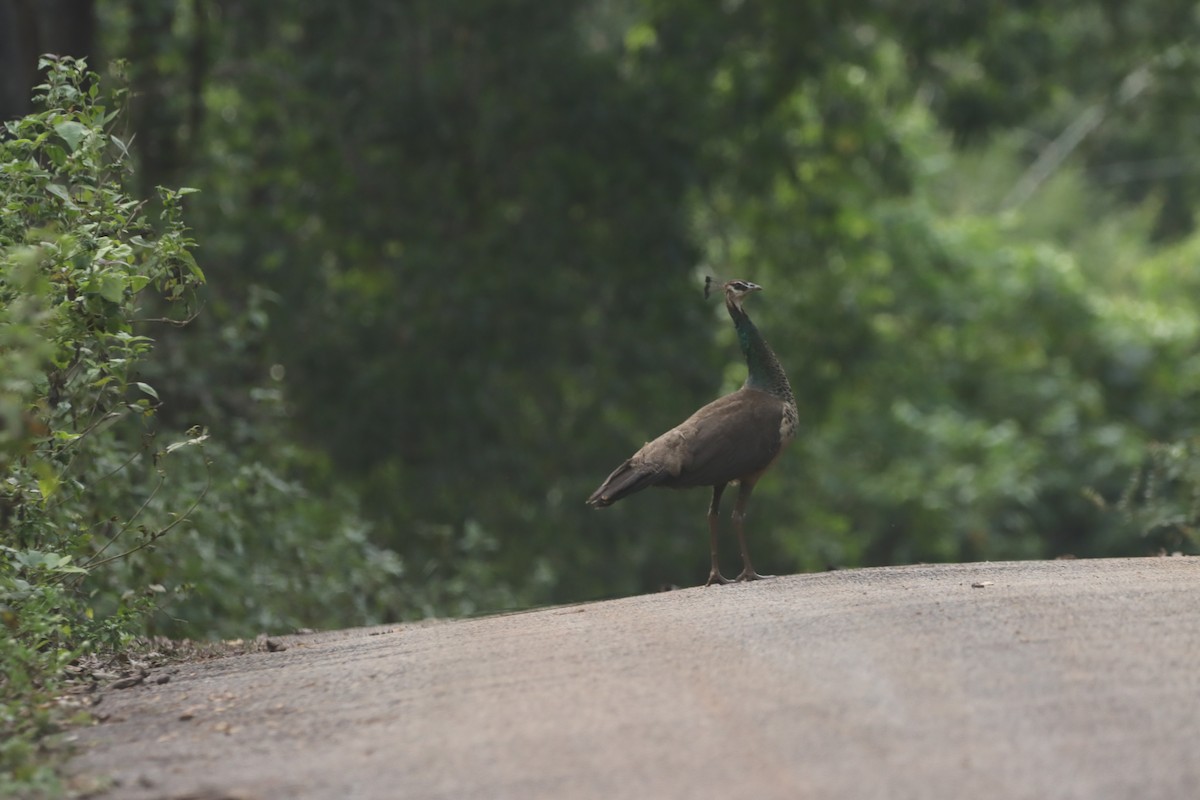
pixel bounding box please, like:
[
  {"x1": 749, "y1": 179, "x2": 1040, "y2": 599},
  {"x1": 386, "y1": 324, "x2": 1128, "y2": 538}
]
[{"x1": 587, "y1": 278, "x2": 797, "y2": 586}]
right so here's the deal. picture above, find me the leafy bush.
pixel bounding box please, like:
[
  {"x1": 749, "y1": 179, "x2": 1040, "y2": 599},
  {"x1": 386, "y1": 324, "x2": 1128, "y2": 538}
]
[
  {"x1": 1117, "y1": 438, "x2": 1200, "y2": 552},
  {"x1": 0, "y1": 56, "x2": 205, "y2": 793}
]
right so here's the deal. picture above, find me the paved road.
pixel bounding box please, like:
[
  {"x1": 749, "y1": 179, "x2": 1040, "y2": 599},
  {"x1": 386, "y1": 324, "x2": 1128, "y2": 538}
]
[{"x1": 70, "y1": 558, "x2": 1200, "y2": 799}]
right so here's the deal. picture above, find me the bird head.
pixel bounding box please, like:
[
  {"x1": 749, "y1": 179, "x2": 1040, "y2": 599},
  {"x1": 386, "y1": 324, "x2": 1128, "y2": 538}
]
[{"x1": 705, "y1": 276, "x2": 762, "y2": 310}]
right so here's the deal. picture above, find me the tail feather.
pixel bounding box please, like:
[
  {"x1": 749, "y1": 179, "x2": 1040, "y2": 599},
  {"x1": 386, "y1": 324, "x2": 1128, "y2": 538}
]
[{"x1": 586, "y1": 459, "x2": 665, "y2": 507}]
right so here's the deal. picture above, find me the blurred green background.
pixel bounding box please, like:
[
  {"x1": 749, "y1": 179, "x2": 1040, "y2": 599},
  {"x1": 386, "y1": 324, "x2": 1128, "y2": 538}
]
[{"x1": 4, "y1": 0, "x2": 1200, "y2": 638}]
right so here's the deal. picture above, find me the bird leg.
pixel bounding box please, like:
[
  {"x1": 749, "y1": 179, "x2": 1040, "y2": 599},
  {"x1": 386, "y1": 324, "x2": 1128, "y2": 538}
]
[
  {"x1": 705, "y1": 483, "x2": 733, "y2": 586},
  {"x1": 733, "y1": 481, "x2": 772, "y2": 581}
]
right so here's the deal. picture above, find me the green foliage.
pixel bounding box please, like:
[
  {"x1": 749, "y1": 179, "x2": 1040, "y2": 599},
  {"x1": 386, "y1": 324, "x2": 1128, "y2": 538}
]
[
  {"x1": 0, "y1": 55, "x2": 206, "y2": 793},
  {"x1": 2, "y1": 55, "x2": 445, "y2": 675},
  {"x1": 100, "y1": 0, "x2": 716, "y2": 604},
  {"x1": 104, "y1": 431, "x2": 526, "y2": 640},
  {"x1": 1105, "y1": 227, "x2": 1200, "y2": 553},
  {"x1": 1120, "y1": 438, "x2": 1200, "y2": 552},
  {"x1": 79, "y1": 0, "x2": 1200, "y2": 618}
]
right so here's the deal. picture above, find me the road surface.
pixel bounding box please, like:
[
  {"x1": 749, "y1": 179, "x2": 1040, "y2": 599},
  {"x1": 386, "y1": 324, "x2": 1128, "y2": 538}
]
[{"x1": 69, "y1": 557, "x2": 1200, "y2": 799}]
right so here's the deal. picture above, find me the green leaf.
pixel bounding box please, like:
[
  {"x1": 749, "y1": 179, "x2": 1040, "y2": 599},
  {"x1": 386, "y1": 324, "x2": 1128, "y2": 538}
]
[
  {"x1": 32, "y1": 462, "x2": 59, "y2": 506},
  {"x1": 46, "y1": 182, "x2": 74, "y2": 204},
  {"x1": 98, "y1": 272, "x2": 126, "y2": 302},
  {"x1": 179, "y1": 250, "x2": 206, "y2": 281},
  {"x1": 54, "y1": 120, "x2": 88, "y2": 151},
  {"x1": 135, "y1": 382, "x2": 159, "y2": 401},
  {"x1": 45, "y1": 143, "x2": 67, "y2": 166}
]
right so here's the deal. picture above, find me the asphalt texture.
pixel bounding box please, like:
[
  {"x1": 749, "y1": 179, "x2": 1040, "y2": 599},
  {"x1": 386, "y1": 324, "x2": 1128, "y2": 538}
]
[{"x1": 68, "y1": 557, "x2": 1200, "y2": 800}]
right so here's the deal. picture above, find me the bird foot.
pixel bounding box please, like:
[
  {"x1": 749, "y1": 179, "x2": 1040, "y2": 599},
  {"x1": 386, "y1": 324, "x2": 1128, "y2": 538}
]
[
  {"x1": 736, "y1": 570, "x2": 773, "y2": 582},
  {"x1": 705, "y1": 570, "x2": 734, "y2": 586}
]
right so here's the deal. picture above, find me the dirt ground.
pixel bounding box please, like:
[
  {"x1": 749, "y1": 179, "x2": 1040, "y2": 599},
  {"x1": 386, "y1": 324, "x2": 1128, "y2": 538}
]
[{"x1": 68, "y1": 557, "x2": 1200, "y2": 800}]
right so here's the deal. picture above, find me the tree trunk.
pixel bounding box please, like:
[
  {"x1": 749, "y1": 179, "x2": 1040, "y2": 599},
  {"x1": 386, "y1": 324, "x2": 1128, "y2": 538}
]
[
  {"x1": 42, "y1": 0, "x2": 96, "y2": 62},
  {"x1": 0, "y1": 0, "x2": 39, "y2": 120},
  {"x1": 0, "y1": 0, "x2": 96, "y2": 121},
  {"x1": 127, "y1": 0, "x2": 178, "y2": 192}
]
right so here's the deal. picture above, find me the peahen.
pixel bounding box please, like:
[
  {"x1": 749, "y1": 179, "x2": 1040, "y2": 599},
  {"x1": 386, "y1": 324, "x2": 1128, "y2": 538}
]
[{"x1": 587, "y1": 278, "x2": 797, "y2": 586}]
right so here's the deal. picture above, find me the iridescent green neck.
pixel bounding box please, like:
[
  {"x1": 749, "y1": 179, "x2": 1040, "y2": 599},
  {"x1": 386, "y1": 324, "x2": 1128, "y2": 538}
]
[{"x1": 727, "y1": 298, "x2": 794, "y2": 402}]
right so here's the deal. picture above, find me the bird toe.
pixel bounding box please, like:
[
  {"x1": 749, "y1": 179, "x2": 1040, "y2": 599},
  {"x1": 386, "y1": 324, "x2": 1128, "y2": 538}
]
[
  {"x1": 704, "y1": 571, "x2": 734, "y2": 586},
  {"x1": 735, "y1": 570, "x2": 773, "y2": 582}
]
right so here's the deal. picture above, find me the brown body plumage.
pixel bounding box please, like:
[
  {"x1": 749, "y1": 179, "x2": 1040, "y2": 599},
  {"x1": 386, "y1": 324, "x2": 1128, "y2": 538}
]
[{"x1": 587, "y1": 279, "x2": 797, "y2": 585}]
